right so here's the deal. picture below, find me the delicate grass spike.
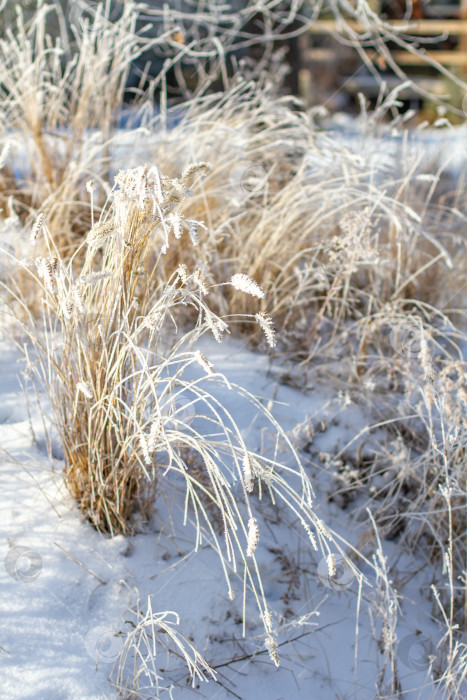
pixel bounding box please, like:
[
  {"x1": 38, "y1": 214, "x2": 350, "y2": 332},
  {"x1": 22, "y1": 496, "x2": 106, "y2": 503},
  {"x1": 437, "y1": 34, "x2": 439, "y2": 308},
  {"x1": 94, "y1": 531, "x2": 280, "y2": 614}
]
[
  {"x1": 230, "y1": 273, "x2": 266, "y2": 299},
  {"x1": 147, "y1": 418, "x2": 162, "y2": 453},
  {"x1": 327, "y1": 553, "x2": 336, "y2": 578},
  {"x1": 255, "y1": 311, "x2": 276, "y2": 347},
  {"x1": 265, "y1": 635, "x2": 280, "y2": 667},
  {"x1": 182, "y1": 162, "x2": 212, "y2": 180},
  {"x1": 242, "y1": 452, "x2": 254, "y2": 493},
  {"x1": 30, "y1": 213, "x2": 45, "y2": 246},
  {"x1": 246, "y1": 517, "x2": 259, "y2": 557},
  {"x1": 195, "y1": 350, "x2": 215, "y2": 376},
  {"x1": 139, "y1": 434, "x2": 152, "y2": 468},
  {"x1": 77, "y1": 381, "x2": 93, "y2": 400}
]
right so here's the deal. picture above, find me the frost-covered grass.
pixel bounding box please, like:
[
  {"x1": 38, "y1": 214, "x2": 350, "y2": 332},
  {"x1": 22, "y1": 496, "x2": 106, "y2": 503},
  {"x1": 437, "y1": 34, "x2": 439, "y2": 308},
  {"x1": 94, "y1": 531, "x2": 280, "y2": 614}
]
[
  {"x1": 0, "y1": 335, "x2": 452, "y2": 699},
  {"x1": 2, "y1": 160, "x2": 351, "y2": 686},
  {"x1": 0, "y1": 1, "x2": 466, "y2": 699}
]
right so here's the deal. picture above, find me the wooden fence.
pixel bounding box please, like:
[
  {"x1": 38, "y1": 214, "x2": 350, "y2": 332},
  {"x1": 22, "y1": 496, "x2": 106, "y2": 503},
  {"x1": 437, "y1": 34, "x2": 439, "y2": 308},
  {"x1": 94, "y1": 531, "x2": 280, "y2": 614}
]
[
  {"x1": 302, "y1": 9, "x2": 467, "y2": 101},
  {"x1": 309, "y1": 18, "x2": 467, "y2": 70}
]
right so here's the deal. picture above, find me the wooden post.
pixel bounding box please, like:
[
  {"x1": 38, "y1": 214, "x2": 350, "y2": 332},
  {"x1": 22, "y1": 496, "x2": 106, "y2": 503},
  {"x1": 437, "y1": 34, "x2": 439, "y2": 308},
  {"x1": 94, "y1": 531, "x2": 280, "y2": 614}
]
[{"x1": 461, "y1": 0, "x2": 467, "y2": 75}]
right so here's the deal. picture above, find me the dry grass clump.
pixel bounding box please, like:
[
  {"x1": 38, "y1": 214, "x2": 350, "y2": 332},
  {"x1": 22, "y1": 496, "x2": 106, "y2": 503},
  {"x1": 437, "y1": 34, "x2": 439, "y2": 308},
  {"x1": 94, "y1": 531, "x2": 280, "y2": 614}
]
[
  {"x1": 143, "y1": 81, "x2": 465, "y2": 696},
  {"x1": 111, "y1": 597, "x2": 216, "y2": 698},
  {"x1": 2, "y1": 0, "x2": 465, "y2": 264},
  {"x1": 5, "y1": 163, "x2": 210, "y2": 532},
  {"x1": 0, "y1": 2, "x2": 466, "y2": 692},
  {"x1": 0, "y1": 0, "x2": 160, "y2": 246},
  {"x1": 144, "y1": 80, "x2": 466, "y2": 357},
  {"x1": 1, "y1": 160, "x2": 346, "y2": 659},
  {"x1": 297, "y1": 314, "x2": 467, "y2": 696}
]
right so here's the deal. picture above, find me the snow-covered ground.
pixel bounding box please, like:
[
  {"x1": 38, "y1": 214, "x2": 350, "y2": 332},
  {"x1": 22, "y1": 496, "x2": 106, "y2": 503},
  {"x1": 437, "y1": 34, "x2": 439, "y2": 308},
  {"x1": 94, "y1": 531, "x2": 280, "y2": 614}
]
[
  {"x1": 309, "y1": 114, "x2": 467, "y2": 183},
  {"x1": 0, "y1": 331, "x2": 446, "y2": 699}
]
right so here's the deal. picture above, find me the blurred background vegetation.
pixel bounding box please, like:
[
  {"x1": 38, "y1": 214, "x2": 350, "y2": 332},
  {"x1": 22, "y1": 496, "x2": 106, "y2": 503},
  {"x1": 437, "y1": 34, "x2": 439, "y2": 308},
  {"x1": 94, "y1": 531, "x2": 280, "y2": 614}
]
[{"x1": 1, "y1": 0, "x2": 466, "y2": 121}]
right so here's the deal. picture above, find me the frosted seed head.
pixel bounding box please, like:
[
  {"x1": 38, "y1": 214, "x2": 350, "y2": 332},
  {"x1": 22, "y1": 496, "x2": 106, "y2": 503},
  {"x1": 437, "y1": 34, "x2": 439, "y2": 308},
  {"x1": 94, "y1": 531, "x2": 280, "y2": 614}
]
[
  {"x1": 255, "y1": 312, "x2": 276, "y2": 347},
  {"x1": 242, "y1": 453, "x2": 254, "y2": 493},
  {"x1": 177, "y1": 264, "x2": 188, "y2": 284},
  {"x1": 194, "y1": 268, "x2": 209, "y2": 296},
  {"x1": 77, "y1": 381, "x2": 93, "y2": 399},
  {"x1": 327, "y1": 553, "x2": 336, "y2": 577},
  {"x1": 230, "y1": 273, "x2": 265, "y2": 299},
  {"x1": 265, "y1": 635, "x2": 279, "y2": 667},
  {"x1": 139, "y1": 434, "x2": 152, "y2": 466},
  {"x1": 246, "y1": 517, "x2": 259, "y2": 557},
  {"x1": 195, "y1": 350, "x2": 215, "y2": 376},
  {"x1": 30, "y1": 213, "x2": 45, "y2": 245},
  {"x1": 182, "y1": 162, "x2": 212, "y2": 180},
  {"x1": 147, "y1": 418, "x2": 162, "y2": 453},
  {"x1": 188, "y1": 220, "x2": 199, "y2": 246}
]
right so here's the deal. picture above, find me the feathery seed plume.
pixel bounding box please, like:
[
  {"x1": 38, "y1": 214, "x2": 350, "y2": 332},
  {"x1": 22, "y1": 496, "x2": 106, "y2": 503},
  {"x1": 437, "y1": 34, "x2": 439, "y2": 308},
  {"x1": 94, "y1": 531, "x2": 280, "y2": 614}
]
[
  {"x1": 206, "y1": 311, "x2": 223, "y2": 342},
  {"x1": 195, "y1": 350, "x2": 215, "y2": 375},
  {"x1": 63, "y1": 299, "x2": 74, "y2": 320},
  {"x1": 35, "y1": 256, "x2": 58, "y2": 294},
  {"x1": 255, "y1": 312, "x2": 276, "y2": 347},
  {"x1": 242, "y1": 453, "x2": 254, "y2": 493},
  {"x1": 80, "y1": 271, "x2": 111, "y2": 285},
  {"x1": 182, "y1": 162, "x2": 212, "y2": 180},
  {"x1": 87, "y1": 220, "x2": 114, "y2": 246},
  {"x1": 73, "y1": 286, "x2": 85, "y2": 315},
  {"x1": 230, "y1": 273, "x2": 265, "y2": 299},
  {"x1": 147, "y1": 418, "x2": 162, "y2": 453},
  {"x1": 177, "y1": 263, "x2": 188, "y2": 284},
  {"x1": 169, "y1": 213, "x2": 182, "y2": 239},
  {"x1": 246, "y1": 517, "x2": 259, "y2": 557},
  {"x1": 303, "y1": 522, "x2": 318, "y2": 550},
  {"x1": 77, "y1": 381, "x2": 93, "y2": 399},
  {"x1": 30, "y1": 213, "x2": 45, "y2": 245},
  {"x1": 187, "y1": 219, "x2": 206, "y2": 247},
  {"x1": 265, "y1": 635, "x2": 280, "y2": 667},
  {"x1": 194, "y1": 268, "x2": 209, "y2": 296},
  {"x1": 315, "y1": 518, "x2": 332, "y2": 540},
  {"x1": 188, "y1": 220, "x2": 199, "y2": 246},
  {"x1": 327, "y1": 553, "x2": 336, "y2": 577},
  {"x1": 139, "y1": 434, "x2": 151, "y2": 466}
]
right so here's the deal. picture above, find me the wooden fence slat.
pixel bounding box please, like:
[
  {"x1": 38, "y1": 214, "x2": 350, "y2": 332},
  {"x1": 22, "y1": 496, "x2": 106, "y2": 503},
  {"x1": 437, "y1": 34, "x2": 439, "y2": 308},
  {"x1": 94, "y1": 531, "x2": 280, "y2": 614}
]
[
  {"x1": 308, "y1": 17, "x2": 467, "y2": 70},
  {"x1": 309, "y1": 19, "x2": 467, "y2": 34}
]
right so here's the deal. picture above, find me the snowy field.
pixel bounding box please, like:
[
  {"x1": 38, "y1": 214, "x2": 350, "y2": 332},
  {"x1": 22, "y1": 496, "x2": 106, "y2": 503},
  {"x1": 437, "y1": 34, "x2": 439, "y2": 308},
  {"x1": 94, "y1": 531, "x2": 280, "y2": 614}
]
[
  {"x1": 0, "y1": 331, "x2": 447, "y2": 699},
  {"x1": 1, "y1": 1, "x2": 466, "y2": 697}
]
